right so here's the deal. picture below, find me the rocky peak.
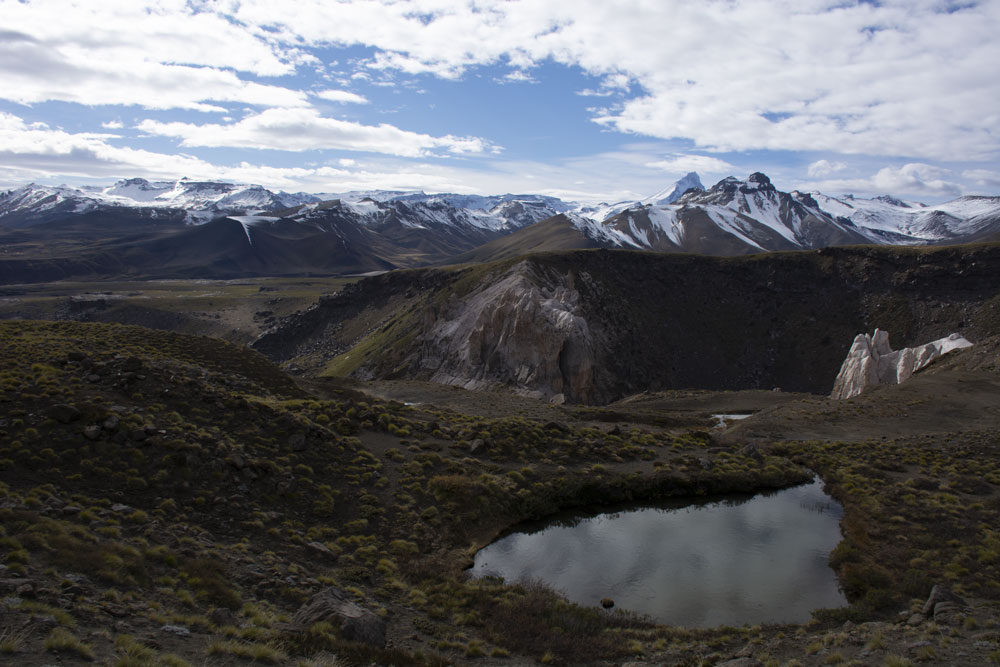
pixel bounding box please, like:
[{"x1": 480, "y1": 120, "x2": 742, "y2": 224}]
[
  {"x1": 643, "y1": 172, "x2": 705, "y2": 206},
  {"x1": 792, "y1": 191, "x2": 820, "y2": 209},
  {"x1": 745, "y1": 172, "x2": 775, "y2": 192},
  {"x1": 116, "y1": 177, "x2": 152, "y2": 188},
  {"x1": 875, "y1": 194, "x2": 911, "y2": 208}
]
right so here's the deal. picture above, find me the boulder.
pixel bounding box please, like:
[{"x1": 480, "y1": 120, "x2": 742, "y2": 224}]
[
  {"x1": 293, "y1": 587, "x2": 386, "y2": 647},
  {"x1": 288, "y1": 432, "x2": 307, "y2": 452},
  {"x1": 830, "y1": 329, "x2": 972, "y2": 399},
  {"x1": 46, "y1": 403, "x2": 82, "y2": 424},
  {"x1": 920, "y1": 583, "x2": 965, "y2": 617},
  {"x1": 306, "y1": 542, "x2": 337, "y2": 561},
  {"x1": 739, "y1": 443, "x2": 764, "y2": 463},
  {"x1": 122, "y1": 356, "x2": 144, "y2": 372}
]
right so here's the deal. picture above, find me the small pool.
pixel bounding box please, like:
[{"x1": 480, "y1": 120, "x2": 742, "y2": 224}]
[
  {"x1": 470, "y1": 477, "x2": 846, "y2": 627},
  {"x1": 711, "y1": 413, "x2": 752, "y2": 428}
]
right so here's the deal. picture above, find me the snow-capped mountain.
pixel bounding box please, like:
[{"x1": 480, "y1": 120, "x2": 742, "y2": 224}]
[
  {"x1": 2, "y1": 173, "x2": 999, "y2": 284},
  {"x1": 809, "y1": 192, "x2": 1000, "y2": 243},
  {"x1": 270, "y1": 192, "x2": 571, "y2": 239},
  {"x1": 0, "y1": 178, "x2": 321, "y2": 227},
  {"x1": 566, "y1": 173, "x2": 1000, "y2": 254},
  {"x1": 641, "y1": 171, "x2": 705, "y2": 206},
  {"x1": 575, "y1": 172, "x2": 706, "y2": 223}
]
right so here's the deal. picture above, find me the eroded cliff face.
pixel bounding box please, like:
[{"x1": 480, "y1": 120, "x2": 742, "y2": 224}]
[
  {"x1": 414, "y1": 261, "x2": 596, "y2": 402},
  {"x1": 830, "y1": 329, "x2": 973, "y2": 399}
]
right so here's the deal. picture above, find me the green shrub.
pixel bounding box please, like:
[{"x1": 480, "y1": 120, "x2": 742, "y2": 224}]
[{"x1": 44, "y1": 628, "x2": 95, "y2": 661}]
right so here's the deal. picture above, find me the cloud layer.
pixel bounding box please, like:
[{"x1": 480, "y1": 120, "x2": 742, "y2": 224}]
[
  {"x1": 227, "y1": 0, "x2": 1000, "y2": 160},
  {"x1": 0, "y1": 0, "x2": 997, "y2": 200},
  {"x1": 136, "y1": 109, "x2": 494, "y2": 157}
]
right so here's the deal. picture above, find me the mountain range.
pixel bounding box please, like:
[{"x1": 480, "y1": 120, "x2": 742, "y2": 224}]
[{"x1": 1, "y1": 173, "x2": 998, "y2": 282}]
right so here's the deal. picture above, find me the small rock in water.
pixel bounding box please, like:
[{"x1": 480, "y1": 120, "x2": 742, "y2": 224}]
[{"x1": 600, "y1": 597, "x2": 614, "y2": 609}]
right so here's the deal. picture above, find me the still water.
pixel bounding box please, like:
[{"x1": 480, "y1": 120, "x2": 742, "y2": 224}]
[{"x1": 470, "y1": 477, "x2": 846, "y2": 627}]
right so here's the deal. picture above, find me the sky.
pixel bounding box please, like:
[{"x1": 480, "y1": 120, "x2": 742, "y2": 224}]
[{"x1": 1, "y1": 0, "x2": 999, "y2": 205}]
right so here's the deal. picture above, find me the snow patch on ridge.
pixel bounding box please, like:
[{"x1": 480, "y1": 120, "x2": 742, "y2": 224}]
[{"x1": 227, "y1": 215, "x2": 278, "y2": 247}]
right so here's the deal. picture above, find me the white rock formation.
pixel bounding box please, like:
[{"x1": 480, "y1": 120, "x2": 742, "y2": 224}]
[{"x1": 830, "y1": 329, "x2": 973, "y2": 399}]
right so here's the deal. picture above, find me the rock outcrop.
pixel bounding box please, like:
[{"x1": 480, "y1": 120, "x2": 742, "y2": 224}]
[
  {"x1": 292, "y1": 587, "x2": 386, "y2": 647},
  {"x1": 416, "y1": 261, "x2": 596, "y2": 403},
  {"x1": 830, "y1": 329, "x2": 973, "y2": 399}
]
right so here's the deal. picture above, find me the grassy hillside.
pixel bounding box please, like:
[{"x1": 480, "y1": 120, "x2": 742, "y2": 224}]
[
  {"x1": 2, "y1": 320, "x2": 1000, "y2": 665},
  {"x1": 444, "y1": 215, "x2": 600, "y2": 265}
]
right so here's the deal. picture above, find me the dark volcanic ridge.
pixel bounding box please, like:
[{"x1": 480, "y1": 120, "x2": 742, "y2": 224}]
[{"x1": 253, "y1": 243, "x2": 1000, "y2": 404}]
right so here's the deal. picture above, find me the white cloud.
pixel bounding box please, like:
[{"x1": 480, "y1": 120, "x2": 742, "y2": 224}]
[
  {"x1": 646, "y1": 155, "x2": 735, "y2": 176},
  {"x1": 807, "y1": 160, "x2": 848, "y2": 178},
  {"x1": 962, "y1": 169, "x2": 1000, "y2": 189},
  {"x1": 314, "y1": 89, "x2": 369, "y2": 104},
  {"x1": 872, "y1": 163, "x2": 962, "y2": 198},
  {"x1": 0, "y1": 112, "x2": 714, "y2": 204},
  {"x1": 0, "y1": 39, "x2": 307, "y2": 111},
  {"x1": 0, "y1": 1, "x2": 308, "y2": 111},
  {"x1": 802, "y1": 163, "x2": 964, "y2": 201},
  {"x1": 226, "y1": 0, "x2": 1000, "y2": 162},
  {"x1": 136, "y1": 108, "x2": 496, "y2": 157},
  {"x1": 0, "y1": 111, "x2": 226, "y2": 181},
  {"x1": 496, "y1": 70, "x2": 537, "y2": 84},
  {"x1": 101, "y1": 120, "x2": 124, "y2": 130},
  {"x1": 0, "y1": 111, "x2": 482, "y2": 193},
  {"x1": 5, "y1": 0, "x2": 997, "y2": 167}
]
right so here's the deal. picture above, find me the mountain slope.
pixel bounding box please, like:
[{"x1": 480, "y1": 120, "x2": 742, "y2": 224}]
[{"x1": 445, "y1": 214, "x2": 602, "y2": 264}]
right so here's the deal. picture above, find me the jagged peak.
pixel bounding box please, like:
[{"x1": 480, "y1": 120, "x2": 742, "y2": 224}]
[
  {"x1": 875, "y1": 194, "x2": 910, "y2": 208},
  {"x1": 642, "y1": 172, "x2": 704, "y2": 206},
  {"x1": 747, "y1": 172, "x2": 773, "y2": 189}
]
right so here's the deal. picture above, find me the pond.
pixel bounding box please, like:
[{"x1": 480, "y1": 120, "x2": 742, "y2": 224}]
[
  {"x1": 470, "y1": 477, "x2": 847, "y2": 627},
  {"x1": 711, "y1": 413, "x2": 752, "y2": 428}
]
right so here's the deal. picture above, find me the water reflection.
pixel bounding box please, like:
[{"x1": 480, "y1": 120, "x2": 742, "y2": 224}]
[{"x1": 470, "y1": 477, "x2": 846, "y2": 627}]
